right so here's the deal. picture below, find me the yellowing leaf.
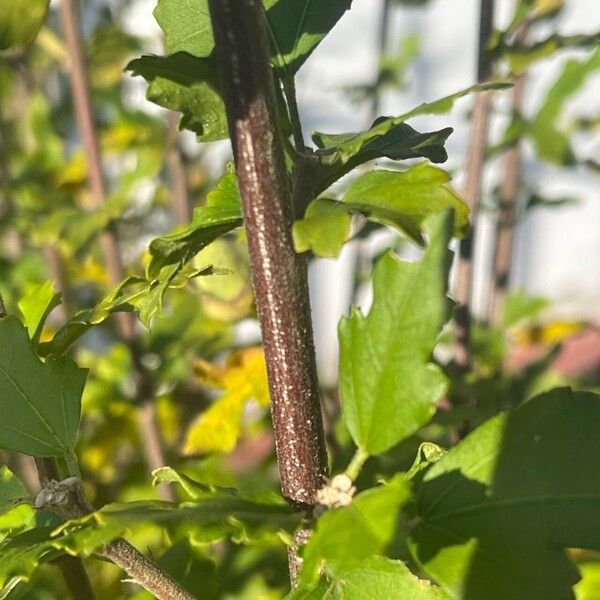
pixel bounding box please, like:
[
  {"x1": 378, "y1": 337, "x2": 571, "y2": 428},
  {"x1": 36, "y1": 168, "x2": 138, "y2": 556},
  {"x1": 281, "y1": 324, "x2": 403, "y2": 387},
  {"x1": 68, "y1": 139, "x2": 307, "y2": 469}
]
[
  {"x1": 183, "y1": 347, "x2": 269, "y2": 454},
  {"x1": 513, "y1": 320, "x2": 586, "y2": 346}
]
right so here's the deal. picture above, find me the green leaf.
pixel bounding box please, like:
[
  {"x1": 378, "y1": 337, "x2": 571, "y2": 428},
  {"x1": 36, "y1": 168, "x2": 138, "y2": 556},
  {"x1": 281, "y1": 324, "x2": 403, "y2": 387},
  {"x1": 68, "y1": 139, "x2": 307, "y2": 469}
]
[
  {"x1": 294, "y1": 163, "x2": 468, "y2": 257},
  {"x1": 264, "y1": 0, "x2": 352, "y2": 76},
  {"x1": 0, "y1": 527, "x2": 61, "y2": 597},
  {"x1": 0, "y1": 468, "x2": 27, "y2": 515},
  {"x1": 502, "y1": 290, "x2": 549, "y2": 327},
  {"x1": 153, "y1": 0, "x2": 352, "y2": 76},
  {"x1": 0, "y1": 315, "x2": 85, "y2": 457},
  {"x1": 524, "y1": 192, "x2": 579, "y2": 211},
  {"x1": 126, "y1": 53, "x2": 227, "y2": 141},
  {"x1": 291, "y1": 556, "x2": 451, "y2": 599},
  {"x1": 409, "y1": 387, "x2": 600, "y2": 600},
  {"x1": 300, "y1": 476, "x2": 411, "y2": 584},
  {"x1": 313, "y1": 122, "x2": 451, "y2": 166},
  {"x1": 17, "y1": 281, "x2": 61, "y2": 345},
  {"x1": 312, "y1": 82, "x2": 509, "y2": 174},
  {"x1": 338, "y1": 211, "x2": 454, "y2": 454},
  {"x1": 529, "y1": 47, "x2": 600, "y2": 164},
  {"x1": 292, "y1": 197, "x2": 352, "y2": 257},
  {"x1": 154, "y1": 0, "x2": 214, "y2": 57},
  {"x1": 502, "y1": 32, "x2": 600, "y2": 73},
  {"x1": 147, "y1": 171, "x2": 243, "y2": 278},
  {"x1": 152, "y1": 467, "x2": 237, "y2": 499},
  {"x1": 52, "y1": 495, "x2": 300, "y2": 556},
  {"x1": 342, "y1": 163, "x2": 469, "y2": 243},
  {"x1": 0, "y1": 0, "x2": 49, "y2": 50}
]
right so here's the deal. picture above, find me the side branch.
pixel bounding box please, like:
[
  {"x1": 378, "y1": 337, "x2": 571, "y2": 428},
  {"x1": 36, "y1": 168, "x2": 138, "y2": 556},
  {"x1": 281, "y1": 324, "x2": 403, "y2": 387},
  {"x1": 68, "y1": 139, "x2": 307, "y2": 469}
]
[{"x1": 208, "y1": 0, "x2": 328, "y2": 507}]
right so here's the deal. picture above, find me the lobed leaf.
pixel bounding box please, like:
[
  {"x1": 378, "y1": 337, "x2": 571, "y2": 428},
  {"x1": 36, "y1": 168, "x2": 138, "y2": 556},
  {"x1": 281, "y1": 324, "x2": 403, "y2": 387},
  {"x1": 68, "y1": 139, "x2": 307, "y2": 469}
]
[
  {"x1": 52, "y1": 496, "x2": 300, "y2": 556},
  {"x1": 529, "y1": 47, "x2": 600, "y2": 164},
  {"x1": 0, "y1": 468, "x2": 27, "y2": 515},
  {"x1": 300, "y1": 475, "x2": 411, "y2": 584},
  {"x1": 294, "y1": 163, "x2": 468, "y2": 257},
  {"x1": 292, "y1": 197, "x2": 353, "y2": 258},
  {"x1": 290, "y1": 556, "x2": 451, "y2": 599},
  {"x1": 0, "y1": 527, "x2": 61, "y2": 598},
  {"x1": 17, "y1": 281, "x2": 61, "y2": 345},
  {"x1": 409, "y1": 388, "x2": 600, "y2": 600},
  {"x1": 126, "y1": 53, "x2": 228, "y2": 141},
  {"x1": 338, "y1": 211, "x2": 454, "y2": 454},
  {"x1": 183, "y1": 347, "x2": 270, "y2": 454},
  {"x1": 342, "y1": 163, "x2": 469, "y2": 243},
  {"x1": 147, "y1": 171, "x2": 243, "y2": 278},
  {"x1": 153, "y1": 0, "x2": 352, "y2": 76},
  {"x1": 0, "y1": 316, "x2": 85, "y2": 457},
  {"x1": 0, "y1": 0, "x2": 49, "y2": 50}
]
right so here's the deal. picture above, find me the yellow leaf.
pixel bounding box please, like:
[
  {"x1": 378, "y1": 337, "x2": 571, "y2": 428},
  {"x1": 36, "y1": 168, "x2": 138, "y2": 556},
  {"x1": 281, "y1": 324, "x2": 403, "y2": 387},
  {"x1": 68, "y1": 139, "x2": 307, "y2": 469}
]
[
  {"x1": 183, "y1": 347, "x2": 269, "y2": 454},
  {"x1": 513, "y1": 320, "x2": 586, "y2": 346}
]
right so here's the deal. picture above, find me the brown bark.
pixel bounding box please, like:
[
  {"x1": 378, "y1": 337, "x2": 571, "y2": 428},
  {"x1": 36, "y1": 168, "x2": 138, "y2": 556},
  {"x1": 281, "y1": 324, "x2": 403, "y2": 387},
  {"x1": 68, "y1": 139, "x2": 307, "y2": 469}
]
[{"x1": 207, "y1": 0, "x2": 328, "y2": 508}]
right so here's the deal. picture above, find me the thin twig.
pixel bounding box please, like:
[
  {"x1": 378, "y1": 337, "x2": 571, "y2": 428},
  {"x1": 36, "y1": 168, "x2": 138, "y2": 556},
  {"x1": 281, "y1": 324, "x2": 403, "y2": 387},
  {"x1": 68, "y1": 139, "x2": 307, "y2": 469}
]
[
  {"x1": 452, "y1": 0, "x2": 496, "y2": 371},
  {"x1": 34, "y1": 457, "x2": 98, "y2": 600},
  {"x1": 59, "y1": 0, "x2": 173, "y2": 500},
  {"x1": 36, "y1": 478, "x2": 196, "y2": 600},
  {"x1": 208, "y1": 0, "x2": 328, "y2": 514},
  {"x1": 282, "y1": 78, "x2": 306, "y2": 153}
]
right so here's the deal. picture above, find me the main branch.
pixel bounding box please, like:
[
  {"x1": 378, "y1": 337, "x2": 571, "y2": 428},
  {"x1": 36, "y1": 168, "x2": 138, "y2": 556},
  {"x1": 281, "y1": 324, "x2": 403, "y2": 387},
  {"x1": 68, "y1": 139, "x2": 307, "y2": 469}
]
[{"x1": 208, "y1": 0, "x2": 328, "y2": 508}]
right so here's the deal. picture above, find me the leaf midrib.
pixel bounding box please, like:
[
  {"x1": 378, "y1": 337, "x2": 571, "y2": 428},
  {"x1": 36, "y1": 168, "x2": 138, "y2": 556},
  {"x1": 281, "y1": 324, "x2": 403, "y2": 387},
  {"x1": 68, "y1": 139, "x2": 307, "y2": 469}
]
[{"x1": 0, "y1": 352, "x2": 66, "y2": 451}]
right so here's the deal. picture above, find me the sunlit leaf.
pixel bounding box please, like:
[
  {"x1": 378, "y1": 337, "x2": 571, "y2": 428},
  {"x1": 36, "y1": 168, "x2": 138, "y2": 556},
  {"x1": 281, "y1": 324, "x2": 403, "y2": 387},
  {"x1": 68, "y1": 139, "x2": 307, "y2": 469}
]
[
  {"x1": 193, "y1": 237, "x2": 254, "y2": 321},
  {"x1": 339, "y1": 211, "x2": 454, "y2": 454},
  {"x1": 0, "y1": 527, "x2": 61, "y2": 597},
  {"x1": 300, "y1": 475, "x2": 411, "y2": 583},
  {"x1": 183, "y1": 347, "x2": 269, "y2": 454},
  {"x1": 0, "y1": 468, "x2": 27, "y2": 515},
  {"x1": 52, "y1": 495, "x2": 299, "y2": 556},
  {"x1": 17, "y1": 281, "x2": 61, "y2": 345},
  {"x1": 342, "y1": 163, "x2": 469, "y2": 243},
  {"x1": 0, "y1": 0, "x2": 49, "y2": 50},
  {"x1": 294, "y1": 163, "x2": 467, "y2": 256},
  {"x1": 291, "y1": 556, "x2": 451, "y2": 599},
  {"x1": 292, "y1": 198, "x2": 353, "y2": 257},
  {"x1": 147, "y1": 171, "x2": 243, "y2": 278}
]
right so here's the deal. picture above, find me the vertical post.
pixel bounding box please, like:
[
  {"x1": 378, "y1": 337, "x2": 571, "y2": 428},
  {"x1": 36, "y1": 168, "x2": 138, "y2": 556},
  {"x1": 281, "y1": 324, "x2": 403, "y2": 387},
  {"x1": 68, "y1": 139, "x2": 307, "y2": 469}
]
[
  {"x1": 487, "y1": 26, "x2": 528, "y2": 324},
  {"x1": 452, "y1": 0, "x2": 495, "y2": 371},
  {"x1": 207, "y1": 0, "x2": 328, "y2": 509},
  {"x1": 59, "y1": 0, "x2": 173, "y2": 500}
]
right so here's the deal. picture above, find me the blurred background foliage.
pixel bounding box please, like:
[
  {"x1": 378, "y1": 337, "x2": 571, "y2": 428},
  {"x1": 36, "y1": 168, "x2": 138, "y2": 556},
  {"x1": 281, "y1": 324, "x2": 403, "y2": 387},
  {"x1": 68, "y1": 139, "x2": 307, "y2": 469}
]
[{"x1": 0, "y1": 0, "x2": 598, "y2": 597}]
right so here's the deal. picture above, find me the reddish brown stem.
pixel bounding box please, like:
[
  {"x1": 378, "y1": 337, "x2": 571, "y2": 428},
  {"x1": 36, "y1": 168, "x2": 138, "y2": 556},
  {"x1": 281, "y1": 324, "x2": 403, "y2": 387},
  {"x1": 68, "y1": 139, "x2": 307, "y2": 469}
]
[
  {"x1": 207, "y1": 0, "x2": 328, "y2": 508},
  {"x1": 59, "y1": 0, "x2": 172, "y2": 500}
]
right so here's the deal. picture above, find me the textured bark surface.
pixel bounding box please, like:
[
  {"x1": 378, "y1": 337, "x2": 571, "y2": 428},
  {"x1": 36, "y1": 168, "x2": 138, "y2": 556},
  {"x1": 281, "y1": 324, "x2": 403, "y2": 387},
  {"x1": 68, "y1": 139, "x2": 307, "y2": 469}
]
[{"x1": 208, "y1": 0, "x2": 328, "y2": 507}]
